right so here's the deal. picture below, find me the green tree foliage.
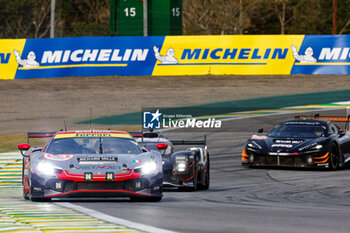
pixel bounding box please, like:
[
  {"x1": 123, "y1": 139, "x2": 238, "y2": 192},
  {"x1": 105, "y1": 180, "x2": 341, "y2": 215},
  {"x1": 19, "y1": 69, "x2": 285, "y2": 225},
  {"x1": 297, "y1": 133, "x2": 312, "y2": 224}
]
[
  {"x1": 185, "y1": 0, "x2": 350, "y2": 35},
  {"x1": 0, "y1": 0, "x2": 109, "y2": 38},
  {"x1": 0, "y1": 0, "x2": 51, "y2": 38},
  {"x1": 337, "y1": 0, "x2": 350, "y2": 34},
  {"x1": 246, "y1": 0, "x2": 283, "y2": 34},
  {"x1": 59, "y1": 0, "x2": 109, "y2": 37},
  {"x1": 182, "y1": 0, "x2": 241, "y2": 35}
]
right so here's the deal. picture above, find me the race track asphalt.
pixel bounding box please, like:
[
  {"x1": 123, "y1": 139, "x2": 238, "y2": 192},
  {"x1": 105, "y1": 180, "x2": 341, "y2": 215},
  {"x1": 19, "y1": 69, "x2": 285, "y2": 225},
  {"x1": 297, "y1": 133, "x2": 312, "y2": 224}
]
[{"x1": 62, "y1": 109, "x2": 350, "y2": 233}]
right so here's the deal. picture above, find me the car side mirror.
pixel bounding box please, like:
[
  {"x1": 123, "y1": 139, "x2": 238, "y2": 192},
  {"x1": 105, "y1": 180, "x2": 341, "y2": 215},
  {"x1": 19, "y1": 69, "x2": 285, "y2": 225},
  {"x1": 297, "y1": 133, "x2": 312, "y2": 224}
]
[
  {"x1": 339, "y1": 130, "x2": 346, "y2": 137},
  {"x1": 156, "y1": 143, "x2": 168, "y2": 150},
  {"x1": 141, "y1": 147, "x2": 148, "y2": 153},
  {"x1": 257, "y1": 128, "x2": 264, "y2": 133},
  {"x1": 18, "y1": 144, "x2": 31, "y2": 157}
]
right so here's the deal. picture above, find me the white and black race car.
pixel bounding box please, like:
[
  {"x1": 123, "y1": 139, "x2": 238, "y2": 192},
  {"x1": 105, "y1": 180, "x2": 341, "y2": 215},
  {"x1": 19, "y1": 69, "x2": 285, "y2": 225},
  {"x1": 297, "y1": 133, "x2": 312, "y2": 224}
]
[{"x1": 131, "y1": 131, "x2": 210, "y2": 191}]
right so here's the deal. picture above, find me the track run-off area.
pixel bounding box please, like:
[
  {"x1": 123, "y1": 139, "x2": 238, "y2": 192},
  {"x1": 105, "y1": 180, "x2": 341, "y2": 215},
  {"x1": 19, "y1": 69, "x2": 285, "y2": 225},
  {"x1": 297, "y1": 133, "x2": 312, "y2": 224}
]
[{"x1": 2, "y1": 103, "x2": 350, "y2": 232}]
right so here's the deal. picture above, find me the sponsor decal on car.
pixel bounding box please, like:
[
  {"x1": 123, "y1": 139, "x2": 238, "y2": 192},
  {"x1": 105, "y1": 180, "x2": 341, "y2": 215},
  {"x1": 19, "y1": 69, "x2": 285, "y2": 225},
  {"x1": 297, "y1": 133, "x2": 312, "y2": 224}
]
[
  {"x1": 72, "y1": 164, "x2": 121, "y2": 170},
  {"x1": 251, "y1": 135, "x2": 267, "y2": 140},
  {"x1": 271, "y1": 144, "x2": 293, "y2": 148},
  {"x1": 54, "y1": 133, "x2": 132, "y2": 139},
  {"x1": 317, "y1": 163, "x2": 329, "y2": 167},
  {"x1": 78, "y1": 157, "x2": 118, "y2": 163},
  {"x1": 275, "y1": 140, "x2": 303, "y2": 144}
]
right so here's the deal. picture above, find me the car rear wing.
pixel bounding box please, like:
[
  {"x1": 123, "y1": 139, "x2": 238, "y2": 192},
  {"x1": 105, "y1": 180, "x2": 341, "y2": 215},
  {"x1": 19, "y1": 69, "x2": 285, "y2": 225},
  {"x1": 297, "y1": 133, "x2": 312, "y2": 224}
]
[
  {"x1": 129, "y1": 131, "x2": 160, "y2": 138},
  {"x1": 27, "y1": 132, "x2": 56, "y2": 143},
  {"x1": 129, "y1": 132, "x2": 143, "y2": 138},
  {"x1": 295, "y1": 114, "x2": 350, "y2": 129},
  {"x1": 171, "y1": 136, "x2": 207, "y2": 146},
  {"x1": 129, "y1": 131, "x2": 207, "y2": 147}
]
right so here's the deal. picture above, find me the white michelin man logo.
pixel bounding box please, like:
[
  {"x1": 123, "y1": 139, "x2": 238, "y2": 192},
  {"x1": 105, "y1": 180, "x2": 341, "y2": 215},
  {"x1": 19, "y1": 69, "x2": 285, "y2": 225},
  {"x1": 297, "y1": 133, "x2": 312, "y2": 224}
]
[
  {"x1": 291, "y1": 45, "x2": 317, "y2": 63},
  {"x1": 13, "y1": 49, "x2": 40, "y2": 67},
  {"x1": 153, "y1": 46, "x2": 178, "y2": 64}
]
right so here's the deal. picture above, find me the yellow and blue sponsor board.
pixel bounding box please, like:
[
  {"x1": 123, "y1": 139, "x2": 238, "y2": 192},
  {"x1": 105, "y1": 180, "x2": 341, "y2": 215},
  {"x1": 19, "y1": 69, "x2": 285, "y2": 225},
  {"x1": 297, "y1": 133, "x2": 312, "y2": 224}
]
[
  {"x1": 13, "y1": 37, "x2": 164, "y2": 79},
  {"x1": 153, "y1": 35, "x2": 304, "y2": 75},
  {"x1": 291, "y1": 35, "x2": 350, "y2": 74},
  {"x1": 0, "y1": 39, "x2": 26, "y2": 80},
  {"x1": 2, "y1": 35, "x2": 350, "y2": 79}
]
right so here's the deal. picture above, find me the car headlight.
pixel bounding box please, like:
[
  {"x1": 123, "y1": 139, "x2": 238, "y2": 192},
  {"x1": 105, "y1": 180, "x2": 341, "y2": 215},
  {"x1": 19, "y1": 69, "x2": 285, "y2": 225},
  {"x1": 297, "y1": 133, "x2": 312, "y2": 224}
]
[
  {"x1": 137, "y1": 162, "x2": 157, "y2": 175},
  {"x1": 299, "y1": 143, "x2": 323, "y2": 152},
  {"x1": 175, "y1": 156, "x2": 188, "y2": 172},
  {"x1": 37, "y1": 162, "x2": 61, "y2": 176},
  {"x1": 176, "y1": 163, "x2": 186, "y2": 172},
  {"x1": 247, "y1": 141, "x2": 262, "y2": 151},
  {"x1": 307, "y1": 144, "x2": 323, "y2": 151}
]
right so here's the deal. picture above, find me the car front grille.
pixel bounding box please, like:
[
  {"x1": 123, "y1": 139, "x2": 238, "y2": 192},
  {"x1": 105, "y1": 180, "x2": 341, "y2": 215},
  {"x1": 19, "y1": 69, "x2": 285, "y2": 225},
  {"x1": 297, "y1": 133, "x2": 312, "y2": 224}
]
[
  {"x1": 255, "y1": 155, "x2": 306, "y2": 167},
  {"x1": 46, "y1": 179, "x2": 149, "y2": 193},
  {"x1": 77, "y1": 182, "x2": 123, "y2": 190}
]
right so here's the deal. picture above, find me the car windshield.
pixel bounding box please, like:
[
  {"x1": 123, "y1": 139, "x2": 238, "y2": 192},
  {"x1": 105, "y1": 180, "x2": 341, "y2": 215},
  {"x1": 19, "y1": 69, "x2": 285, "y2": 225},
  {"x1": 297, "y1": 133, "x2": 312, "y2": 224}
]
[
  {"x1": 46, "y1": 137, "x2": 142, "y2": 154},
  {"x1": 267, "y1": 124, "x2": 327, "y2": 138}
]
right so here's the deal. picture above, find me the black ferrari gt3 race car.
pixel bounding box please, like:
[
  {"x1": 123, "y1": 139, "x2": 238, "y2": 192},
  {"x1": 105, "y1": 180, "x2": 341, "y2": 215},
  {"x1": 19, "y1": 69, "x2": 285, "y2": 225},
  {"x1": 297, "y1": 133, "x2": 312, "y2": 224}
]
[
  {"x1": 18, "y1": 130, "x2": 163, "y2": 201},
  {"x1": 242, "y1": 115, "x2": 350, "y2": 169},
  {"x1": 131, "y1": 131, "x2": 210, "y2": 191}
]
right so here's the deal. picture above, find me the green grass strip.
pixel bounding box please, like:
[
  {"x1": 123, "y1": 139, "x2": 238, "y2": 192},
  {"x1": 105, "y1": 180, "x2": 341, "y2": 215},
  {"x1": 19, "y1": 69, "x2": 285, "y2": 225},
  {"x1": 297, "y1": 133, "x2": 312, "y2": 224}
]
[{"x1": 79, "y1": 89, "x2": 350, "y2": 125}]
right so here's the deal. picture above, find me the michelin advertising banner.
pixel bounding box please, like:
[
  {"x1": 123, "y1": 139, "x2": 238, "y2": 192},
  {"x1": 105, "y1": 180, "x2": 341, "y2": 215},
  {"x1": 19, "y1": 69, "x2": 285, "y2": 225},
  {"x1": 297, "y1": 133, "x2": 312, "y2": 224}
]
[{"x1": 1, "y1": 35, "x2": 350, "y2": 79}]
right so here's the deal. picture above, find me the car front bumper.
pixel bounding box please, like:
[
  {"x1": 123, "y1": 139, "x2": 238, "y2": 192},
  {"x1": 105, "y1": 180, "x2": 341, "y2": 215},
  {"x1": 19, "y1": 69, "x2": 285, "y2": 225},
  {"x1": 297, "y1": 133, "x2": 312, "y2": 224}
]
[
  {"x1": 29, "y1": 170, "x2": 162, "y2": 199},
  {"x1": 242, "y1": 149, "x2": 330, "y2": 168},
  {"x1": 162, "y1": 161, "x2": 196, "y2": 188}
]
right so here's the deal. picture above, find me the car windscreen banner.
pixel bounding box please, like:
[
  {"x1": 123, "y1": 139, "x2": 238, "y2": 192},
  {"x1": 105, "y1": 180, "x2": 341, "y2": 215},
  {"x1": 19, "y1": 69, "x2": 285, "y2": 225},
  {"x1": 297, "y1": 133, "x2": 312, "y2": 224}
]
[{"x1": 1, "y1": 35, "x2": 350, "y2": 79}]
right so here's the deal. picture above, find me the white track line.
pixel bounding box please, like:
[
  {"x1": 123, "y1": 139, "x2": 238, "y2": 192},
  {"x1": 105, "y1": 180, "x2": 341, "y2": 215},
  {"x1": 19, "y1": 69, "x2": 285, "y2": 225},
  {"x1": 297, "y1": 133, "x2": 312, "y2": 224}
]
[{"x1": 56, "y1": 202, "x2": 178, "y2": 233}]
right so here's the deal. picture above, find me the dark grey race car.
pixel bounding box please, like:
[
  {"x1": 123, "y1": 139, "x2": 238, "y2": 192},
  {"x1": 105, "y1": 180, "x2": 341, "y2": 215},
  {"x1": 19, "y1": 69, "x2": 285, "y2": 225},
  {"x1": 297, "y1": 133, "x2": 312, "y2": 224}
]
[
  {"x1": 18, "y1": 130, "x2": 163, "y2": 202},
  {"x1": 242, "y1": 115, "x2": 350, "y2": 169}
]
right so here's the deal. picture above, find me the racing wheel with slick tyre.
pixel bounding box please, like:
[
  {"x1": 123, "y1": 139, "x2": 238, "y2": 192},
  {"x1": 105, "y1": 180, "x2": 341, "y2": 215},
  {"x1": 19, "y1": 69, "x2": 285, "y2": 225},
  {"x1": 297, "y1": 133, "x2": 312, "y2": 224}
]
[
  {"x1": 30, "y1": 197, "x2": 52, "y2": 202},
  {"x1": 329, "y1": 143, "x2": 339, "y2": 170},
  {"x1": 197, "y1": 153, "x2": 210, "y2": 190},
  {"x1": 28, "y1": 176, "x2": 51, "y2": 202},
  {"x1": 23, "y1": 189, "x2": 30, "y2": 200},
  {"x1": 179, "y1": 155, "x2": 198, "y2": 191},
  {"x1": 130, "y1": 196, "x2": 162, "y2": 202}
]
